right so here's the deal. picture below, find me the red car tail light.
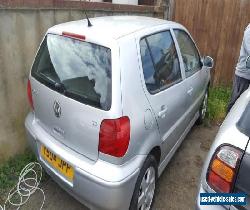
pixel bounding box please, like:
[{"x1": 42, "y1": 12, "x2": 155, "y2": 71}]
[
  {"x1": 207, "y1": 145, "x2": 243, "y2": 193},
  {"x1": 99, "y1": 117, "x2": 130, "y2": 158},
  {"x1": 27, "y1": 79, "x2": 34, "y2": 110}
]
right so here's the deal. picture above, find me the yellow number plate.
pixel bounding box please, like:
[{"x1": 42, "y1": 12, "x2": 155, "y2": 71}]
[{"x1": 41, "y1": 145, "x2": 74, "y2": 181}]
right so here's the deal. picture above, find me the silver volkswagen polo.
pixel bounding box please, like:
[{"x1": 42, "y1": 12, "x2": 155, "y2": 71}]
[{"x1": 25, "y1": 16, "x2": 213, "y2": 210}]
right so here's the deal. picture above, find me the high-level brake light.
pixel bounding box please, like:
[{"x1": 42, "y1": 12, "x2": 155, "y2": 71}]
[{"x1": 62, "y1": 32, "x2": 85, "y2": 40}]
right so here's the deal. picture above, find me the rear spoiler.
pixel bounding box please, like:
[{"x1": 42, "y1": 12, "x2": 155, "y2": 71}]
[{"x1": 237, "y1": 102, "x2": 250, "y2": 137}]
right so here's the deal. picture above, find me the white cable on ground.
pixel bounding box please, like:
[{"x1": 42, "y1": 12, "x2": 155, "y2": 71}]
[{"x1": 0, "y1": 162, "x2": 45, "y2": 210}]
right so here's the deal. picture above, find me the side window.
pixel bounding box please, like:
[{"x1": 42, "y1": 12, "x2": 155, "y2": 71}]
[
  {"x1": 174, "y1": 30, "x2": 202, "y2": 77},
  {"x1": 140, "y1": 31, "x2": 182, "y2": 94}
]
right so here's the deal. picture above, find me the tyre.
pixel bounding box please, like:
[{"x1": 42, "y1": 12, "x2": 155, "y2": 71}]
[
  {"x1": 196, "y1": 90, "x2": 208, "y2": 125},
  {"x1": 129, "y1": 155, "x2": 157, "y2": 210}
]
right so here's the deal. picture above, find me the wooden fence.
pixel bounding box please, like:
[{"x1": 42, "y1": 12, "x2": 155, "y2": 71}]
[{"x1": 173, "y1": 0, "x2": 250, "y2": 86}]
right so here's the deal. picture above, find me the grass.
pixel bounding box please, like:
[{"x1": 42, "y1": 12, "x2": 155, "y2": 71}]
[
  {"x1": 206, "y1": 86, "x2": 232, "y2": 123},
  {"x1": 0, "y1": 149, "x2": 49, "y2": 203},
  {"x1": 0, "y1": 149, "x2": 36, "y2": 191}
]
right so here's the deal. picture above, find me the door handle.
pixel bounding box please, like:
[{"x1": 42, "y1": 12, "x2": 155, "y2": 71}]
[
  {"x1": 158, "y1": 105, "x2": 168, "y2": 118},
  {"x1": 187, "y1": 87, "x2": 193, "y2": 96}
]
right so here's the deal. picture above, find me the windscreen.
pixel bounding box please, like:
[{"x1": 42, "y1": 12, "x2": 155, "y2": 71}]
[{"x1": 31, "y1": 34, "x2": 112, "y2": 110}]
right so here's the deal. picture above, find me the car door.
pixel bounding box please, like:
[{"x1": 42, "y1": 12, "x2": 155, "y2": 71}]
[
  {"x1": 138, "y1": 30, "x2": 189, "y2": 157},
  {"x1": 173, "y1": 29, "x2": 209, "y2": 120}
]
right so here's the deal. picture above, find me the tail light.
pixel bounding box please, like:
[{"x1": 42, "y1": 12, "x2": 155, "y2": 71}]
[
  {"x1": 99, "y1": 117, "x2": 130, "y2": 158},
  {"x1": 27, "y1": 79, "x2": 34, "y2": 110},
  {"x1": 207, "y1": 145, "x2": 243, "y2": 193}
]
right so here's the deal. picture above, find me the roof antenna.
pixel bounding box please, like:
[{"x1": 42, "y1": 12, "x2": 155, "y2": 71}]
[
  {"x1": 84, "y1": 11, "x2": 93, "y2": 27},
  {"x1": 80, "y1": 0, "x2": 93, "y2": 27}
]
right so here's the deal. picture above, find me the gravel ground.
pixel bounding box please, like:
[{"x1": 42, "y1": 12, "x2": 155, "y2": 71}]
[{"x1": 6, "y1": 125, "x2": 219, "y2": 210}]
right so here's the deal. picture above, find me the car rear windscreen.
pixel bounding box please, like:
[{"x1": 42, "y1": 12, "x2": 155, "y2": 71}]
[{"x1": 31, "y1": 34, "x2": 112, "y2": 110}]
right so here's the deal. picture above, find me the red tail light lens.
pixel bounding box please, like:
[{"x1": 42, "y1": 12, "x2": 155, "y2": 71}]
[
  {"x1": 99, "y1": 117, "x2": 130, "y2": 158},
  {"x1": 207, "y1": 145, "x2": 243, "y2": 193},
  {"x1": 27, "y1": 79, "x2": 34, "y2": 110},
  {"x1": 62, "y1": 32, "x2": 85, "y2": 40}
]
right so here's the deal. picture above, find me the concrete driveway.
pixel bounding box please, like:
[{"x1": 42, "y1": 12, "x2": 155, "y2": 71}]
[{"x1": 17, "y1": 125, "x2": 219, "y2": 210}]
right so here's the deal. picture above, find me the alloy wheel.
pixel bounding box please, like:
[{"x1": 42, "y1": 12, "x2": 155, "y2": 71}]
[{"x1": 137, "y1": 166, "x2": 156, "y2": 210}]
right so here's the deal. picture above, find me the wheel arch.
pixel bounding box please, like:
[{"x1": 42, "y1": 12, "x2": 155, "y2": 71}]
[{"x1": 148, "y1": 146, "x2": 161, "y2": 166}]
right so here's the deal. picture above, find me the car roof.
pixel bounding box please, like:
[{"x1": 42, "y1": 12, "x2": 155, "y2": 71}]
[{"x1": 48, "y1": 16, "x2": 183, "y2": 40}]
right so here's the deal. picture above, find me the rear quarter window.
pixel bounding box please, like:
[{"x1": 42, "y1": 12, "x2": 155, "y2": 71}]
[{"x1": 31, "y1": 34, "x2": 112, "y2": 111}]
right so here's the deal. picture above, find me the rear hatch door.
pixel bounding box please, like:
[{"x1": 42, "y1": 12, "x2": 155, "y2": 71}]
[{"x1": 31, "y1": 34, "x2": 113, "y2": 161}]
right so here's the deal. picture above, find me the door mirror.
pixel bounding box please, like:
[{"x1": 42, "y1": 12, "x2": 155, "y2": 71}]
[
  {"x1": 203, "y1": 56, "x2": 214, "y2": 69},
  {"x1": 246, "y1": 56, "x2": 250, "y2": 69}
]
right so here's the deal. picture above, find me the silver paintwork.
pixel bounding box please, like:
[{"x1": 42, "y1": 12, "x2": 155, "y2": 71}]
[
  {"x1": 196, "y1": 87, "x2": 250, "y2": 210},
  {"x1": 25, "y1": 16, "x2": 211, "y2": 210}
]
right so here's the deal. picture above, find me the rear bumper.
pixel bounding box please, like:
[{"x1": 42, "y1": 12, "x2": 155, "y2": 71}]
[{"x1": 25, "y1": 112, "x2": 143, "y2": 210}]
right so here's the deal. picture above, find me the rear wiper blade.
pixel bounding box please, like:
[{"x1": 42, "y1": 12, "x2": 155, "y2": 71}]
[
  {"x1": 54, "y1": 82, "x2": 66, "y2": 94},
  {"x1": 38, "y1": 72, "x2": 66, "y2": 94},
  {"x1": 40, "y1": 72, "x2": 57, "y2": 83},
  {"x1": 40, "y1": 72, "x2": 63, "y2": 87}
]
